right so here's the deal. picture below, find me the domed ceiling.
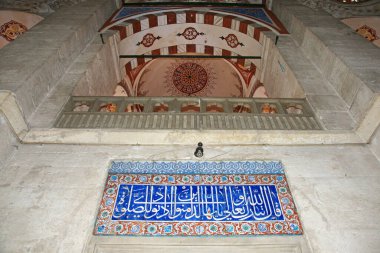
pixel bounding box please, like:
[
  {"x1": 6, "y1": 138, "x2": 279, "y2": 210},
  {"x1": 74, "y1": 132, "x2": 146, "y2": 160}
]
[{"x1": 135, "y1": 58, "x2": 245, "y2": 97}]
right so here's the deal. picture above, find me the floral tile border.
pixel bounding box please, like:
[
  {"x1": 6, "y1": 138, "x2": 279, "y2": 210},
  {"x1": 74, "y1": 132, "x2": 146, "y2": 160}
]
[{"x1": 109, "y1": 161, "x2": 284, "y2": 175}]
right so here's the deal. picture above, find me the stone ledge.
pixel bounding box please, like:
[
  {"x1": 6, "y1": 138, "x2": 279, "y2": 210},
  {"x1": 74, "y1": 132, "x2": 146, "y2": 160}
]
[
  {"x1": 85, "y1": 236, "x2": 309, "y2": 253},
  {"x1": 22, "y1": 128, "x2": 362, "y2": 145}
]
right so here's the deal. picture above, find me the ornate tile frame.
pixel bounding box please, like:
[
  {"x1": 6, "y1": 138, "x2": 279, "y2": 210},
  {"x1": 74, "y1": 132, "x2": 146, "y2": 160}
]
[{"x1": 94, "y1": 161, "x2": 303, "y2": 236}]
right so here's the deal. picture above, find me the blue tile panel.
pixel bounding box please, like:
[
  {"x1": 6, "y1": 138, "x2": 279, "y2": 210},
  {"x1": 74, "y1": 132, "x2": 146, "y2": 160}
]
[
  {"x1": 95, "y1": 172, "x2": 302, "y2": 236},
  {"x1": 113, "y1": 184, "x2": 284, "y2": 222},
  {"x1": 109, "y1": 161, "x2": 284, "y2": 175}
]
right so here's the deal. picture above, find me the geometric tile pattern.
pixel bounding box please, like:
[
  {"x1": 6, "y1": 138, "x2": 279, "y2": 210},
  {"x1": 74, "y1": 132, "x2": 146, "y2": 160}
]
[{"x1": 94, "y1": 161, "x2": 302, "y2": 236}]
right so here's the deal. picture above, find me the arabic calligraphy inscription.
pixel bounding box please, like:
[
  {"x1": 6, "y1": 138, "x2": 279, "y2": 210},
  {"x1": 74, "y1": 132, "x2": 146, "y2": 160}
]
[{"x1": 113, "y1": 184, "x2": 283, "y2": 222}]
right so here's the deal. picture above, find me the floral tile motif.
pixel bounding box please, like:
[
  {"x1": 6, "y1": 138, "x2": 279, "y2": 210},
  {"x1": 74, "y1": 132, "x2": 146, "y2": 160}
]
[
  {"x1": 95, "y1": 161, "x2": 302, "y2": 236},
  {"x1": 109, "y1": 160, "x2": 284, "y2": 175}
]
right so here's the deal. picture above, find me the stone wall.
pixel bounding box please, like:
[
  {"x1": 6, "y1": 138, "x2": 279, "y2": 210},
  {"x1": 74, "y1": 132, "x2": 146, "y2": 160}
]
[
  {"x1": 28, "y1": 33, "x2": 122, "y2": 128},
  {"x1": 369, "y1": 125, "x2": 380, "y2": 161},
  {"x1": 297, "y1": 0, "x2": 380, "y2": 19},
  {"x1": 261, "y1": 35, "x2": 305, "y2": 98},
  {"x1": 272, "y1": 0, "x2": 380, "y2": 137},
  {"x1": 72, "y1": 33, "x2": 121, "y2": 96},
  {"x1": 1, "y1": 144, "x2": 379, "y2": 252},
  {"x1": 0, "y1": 91, "x2": 27, "y2": 167},
  {"x1": 0, "y1": 0, "x2": 90, "y2": 16},
  {"x1": 0, "y1": 112, "x2": 18, "y2": 168},
  {"x1": 0, "y1": 0, "x2": 116, "y2": 121}
]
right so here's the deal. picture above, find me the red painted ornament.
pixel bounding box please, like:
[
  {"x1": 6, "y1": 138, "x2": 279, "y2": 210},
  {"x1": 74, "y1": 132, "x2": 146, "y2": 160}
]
[{"x1": 137, "y1": 33, "x2": 161, "y2": 47}]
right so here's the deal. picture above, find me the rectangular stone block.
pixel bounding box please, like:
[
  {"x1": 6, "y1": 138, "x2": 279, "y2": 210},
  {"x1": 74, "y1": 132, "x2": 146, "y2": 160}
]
[
  {"x1": 338, "y1": 72, "x2": 362, "y2": 107},
  {"x1": 356, "y1": 96, "x2": 380, "y2": 142},
  {"x1": 307, "y1": 94, "x2": 348, "y2": 112},
  {"x1": 0, "y1": 53, "x2": 45, "y2": 79},
  {"x1": 28, "y1": 23, "x2": 74, "y2": 32},
  {"x1": 301, "y1": 29, "x2": 334, "y2": 76},
  {"x1": 350, "y1": 85, "x2": 375, "y2": 123},
  {"x1": 29, "y1": 95, "x2": 71, "y2": 128},
  {"x1": 14, "y1": 85, "x2": 37, "y2": 119},
  {"x1": 72, "y1": 76, "x2": 90, "y2": 96},
  {"x1": 327, "y1": 57, "x2": 349, "y2": 93},
  {"x1": 272, "y1": 4, "x2": 292, "y2": 30},
  {"x1": 67, "y1": 62, "x2": 90, "y2": 75},
  {"x1": 299, "y1": 77, "x2": 336, "y2": 96},
  {"x1": 53, "y1": 74, "x2": 83, "y2": 96},
  {"x1": 0, "y1": 113, "x2": 18, "y2": 168},
  {"x1": 297, "y1": 14, "x2": 344, "y2": 29},
  {"x1": 282, "y1": 4, "x2": 319, "y2": 17},
  {"x1": 333, "y1": 46, "x2": 380, "y2": 66},
  {"x1": 0, "y1": 92, "x2": 28, "y2": 137},
  {"x1": 277, "y1": 39, "x2": 313, "y2": 69},
  {"x1": 369, "y1": 125, "x2": 380, "y2": 160},
  {"x1": 288, "y1": 15, "x2": 306, "y2": 46},
  {"x1": 318, "y1": 111, "x2": 356, "y2": 130},
  {"x1": 262, "y1": 38, "x2": 305, "y2": 98},
  {"x1": 350, "y1": 68, "x2": 380, "y2": 94},
  {"x1": 95, "y1": 0, "x2": 117, "y2": 25}
]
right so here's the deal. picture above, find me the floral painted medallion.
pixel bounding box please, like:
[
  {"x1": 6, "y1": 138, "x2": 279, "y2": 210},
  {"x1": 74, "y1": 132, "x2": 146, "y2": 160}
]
[
  {"x1": 220, "y1": 34, "x2": 244, "y2": 48},
  {"x1": 0, "y1": 20, "x2": 27, "y2": 41},
  {"x1": 172, "y1": 63, "x2": 208, "y2": 94},
  {"x1": 177, "y1": 27, "x2": 205, "y2": 40},
  {"x1": 137, "y1": 33, "x2": 161, "y2": 47},
  {"x1": 165, "y1": 60, "x2": 216, "y2": 96},
  {"x1": 356, "y1": 25, "x2": 378, "y2": 42}
]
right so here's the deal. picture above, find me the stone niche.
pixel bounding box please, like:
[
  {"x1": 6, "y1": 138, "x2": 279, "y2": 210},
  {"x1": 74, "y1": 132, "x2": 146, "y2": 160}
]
[
  {"x1": 0, "y1": 0, "x2": 379, "y2": 146},
  {"x1": 71, "y1": 28, "x2": 306, "y2": 100}
]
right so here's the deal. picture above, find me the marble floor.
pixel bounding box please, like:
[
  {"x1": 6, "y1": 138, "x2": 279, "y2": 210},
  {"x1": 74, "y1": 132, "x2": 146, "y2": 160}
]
[{"x1": 0, "y1": 144, "x2": 379, "y2": 252}]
